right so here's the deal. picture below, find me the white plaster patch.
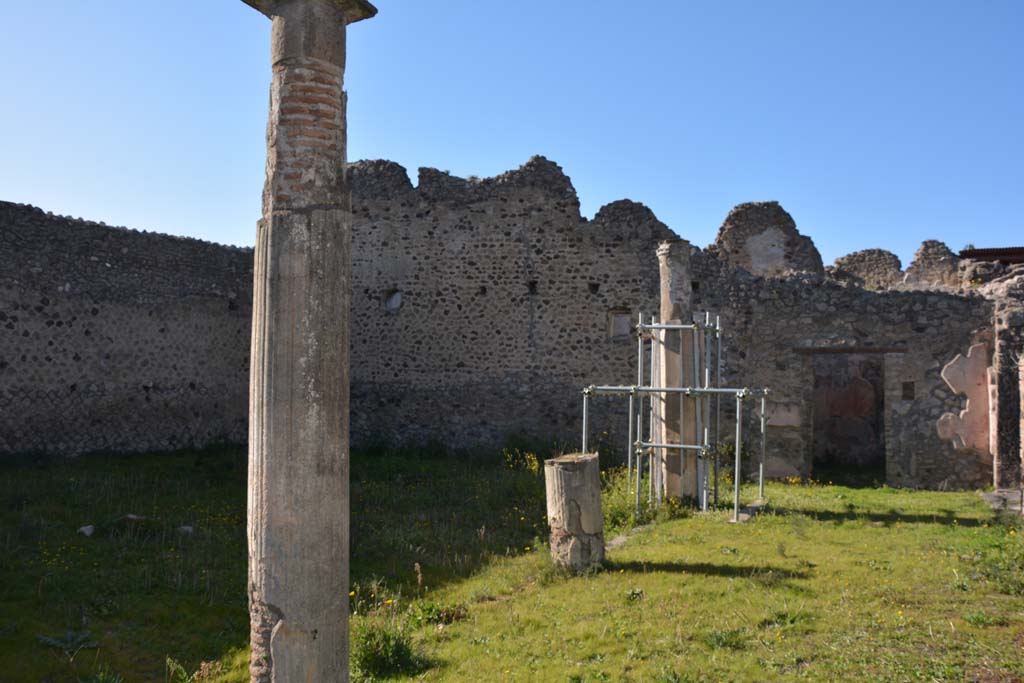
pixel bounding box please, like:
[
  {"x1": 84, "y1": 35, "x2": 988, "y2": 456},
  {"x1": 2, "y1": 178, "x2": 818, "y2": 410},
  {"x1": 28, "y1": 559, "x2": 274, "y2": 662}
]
[
  {"x1": 744, "y1": 227, "x2": 788, "y2": 276},
  {"x1": 936, "y1": 343, "x2": 991, "y2": 453}
]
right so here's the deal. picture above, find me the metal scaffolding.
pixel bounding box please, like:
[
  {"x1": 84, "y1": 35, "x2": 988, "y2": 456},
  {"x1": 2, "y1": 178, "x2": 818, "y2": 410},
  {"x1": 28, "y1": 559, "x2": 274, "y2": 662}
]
[{"x1": 580, "y1": 312, "x2": 770, "y2": 522}]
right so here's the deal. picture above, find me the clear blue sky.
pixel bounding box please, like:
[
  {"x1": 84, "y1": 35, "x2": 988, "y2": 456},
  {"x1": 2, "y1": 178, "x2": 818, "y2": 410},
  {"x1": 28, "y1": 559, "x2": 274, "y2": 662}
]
[{"x1": 2, "y1": 1, "x2": 1021, "y2": 266}]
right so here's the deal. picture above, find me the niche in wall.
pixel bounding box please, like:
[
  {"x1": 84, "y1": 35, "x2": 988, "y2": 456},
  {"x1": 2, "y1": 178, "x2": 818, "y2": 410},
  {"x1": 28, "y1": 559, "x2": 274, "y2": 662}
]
[
  {"x1": 608, "y1": 310, "x2": 632, "y2": 341},
  {"x1": 383, "y1": 289, "x2": 403, "y2": 313}
]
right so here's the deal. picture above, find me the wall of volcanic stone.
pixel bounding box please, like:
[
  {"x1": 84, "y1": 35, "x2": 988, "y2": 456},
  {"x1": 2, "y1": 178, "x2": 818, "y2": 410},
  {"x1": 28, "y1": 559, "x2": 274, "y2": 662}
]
[
  {"x1": 0, "y1": 157, "x2": 1008, "y2": 489},
  {"x1": 0, "y1": 157, "x2": 674, "y2": 457},
  {"x1": 687, "y1": 248, "x2": 994, "y2": 489},
  {"x1": 0, "y1": 201, "x2": 253, "y2": 456},
  {"x1": 347, "y1": 157, "x2": 674, "y2": 450}
]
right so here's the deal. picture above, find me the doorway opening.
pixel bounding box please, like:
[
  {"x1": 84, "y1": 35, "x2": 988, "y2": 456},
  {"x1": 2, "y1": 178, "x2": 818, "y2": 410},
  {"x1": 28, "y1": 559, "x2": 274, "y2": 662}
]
[{"x1": 810, "y1": 352, "x2": 886, "y2": 486}]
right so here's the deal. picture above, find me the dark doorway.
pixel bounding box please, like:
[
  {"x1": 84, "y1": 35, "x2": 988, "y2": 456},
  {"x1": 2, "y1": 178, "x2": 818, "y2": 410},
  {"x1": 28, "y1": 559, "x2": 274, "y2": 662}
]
[{"x1": 810, "y1": 353, "x2": 886, "y2": 484}]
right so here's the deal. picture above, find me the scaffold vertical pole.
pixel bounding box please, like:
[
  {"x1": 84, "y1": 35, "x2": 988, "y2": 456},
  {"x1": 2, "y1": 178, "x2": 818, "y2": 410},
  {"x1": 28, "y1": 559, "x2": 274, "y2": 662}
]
[
  {"x1": 582, "y1": 390, "x2": 589, "y2": 454},
  {"x1": 759, "y1": 394, "x2": 766, "y2": 501},
  {"x1": 714, "y1": 315, "x2": 722, "y2": 506},
  {"x1": 734, "y1": 394, "x2": 743, "y2": 523}
]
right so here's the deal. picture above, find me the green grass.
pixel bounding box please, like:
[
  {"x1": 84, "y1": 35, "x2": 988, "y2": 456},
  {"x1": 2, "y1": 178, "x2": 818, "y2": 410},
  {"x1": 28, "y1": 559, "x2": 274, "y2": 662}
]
[
  {"x1": 2, "y1": 446, "x2": 1023, "y2": 682},
  {"x1": 0, "y1": 443, "x2": 547, "y2": 681}
]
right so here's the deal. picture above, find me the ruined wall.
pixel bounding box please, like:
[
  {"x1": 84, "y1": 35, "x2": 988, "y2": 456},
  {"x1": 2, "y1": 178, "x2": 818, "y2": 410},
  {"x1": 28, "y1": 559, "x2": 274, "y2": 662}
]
[
  {"x1": 685, "y1": 243, "x2": 994, "y2": 489},
  {"x1": 1, "y1": 160, "x2": 1015, "y2": 489},
  {"x1": 707, "y1": 201, "x2": 823, "y2": 277},
  {"x1": 828, "y1": 240, "x2": 973, "y2": 292},
  {"x1": 0, "y1": 202, "x2": 252, "y2": 455},
  {"x1": 0, "y1": 158, "x2": 672, "y2": 456},
  {"x1": 348, "y1": 157, "x2": 672, "y2": 448},
  {"x1": 903, "y1": 240, "x2": 960, "y2": 289},
  {"x1": 829, "y1": 249, "x2": 903, "y2": 290},
  {"x1": 983, "y1": 273, "x2": 1024, "y2": 487}
]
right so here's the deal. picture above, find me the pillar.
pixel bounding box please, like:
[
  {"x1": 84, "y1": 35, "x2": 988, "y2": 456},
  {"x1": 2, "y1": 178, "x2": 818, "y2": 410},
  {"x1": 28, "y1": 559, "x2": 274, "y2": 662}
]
[
  {"x1": 656, "y1": 239, "x2": 699, "y2": 498},
  {"x1": 545, "y1": 453, "x2": 605, "y2": 572},
  {"x1": 241, "y1": 1, "x2": 376, "y2": 681}
]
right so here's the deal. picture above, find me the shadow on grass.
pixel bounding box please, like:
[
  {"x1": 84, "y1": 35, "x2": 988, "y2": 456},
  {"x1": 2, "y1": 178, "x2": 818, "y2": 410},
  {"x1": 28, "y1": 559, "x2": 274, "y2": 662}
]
[
  {"x1": 605, "y1": 559, "x2": 812, "y2": 590},
  {"x1": 765, "y1": 505, "x2": 987, "y2": 528},
  {"x1": 811, "y1": 464, "x2": 887, "y2": 489}
]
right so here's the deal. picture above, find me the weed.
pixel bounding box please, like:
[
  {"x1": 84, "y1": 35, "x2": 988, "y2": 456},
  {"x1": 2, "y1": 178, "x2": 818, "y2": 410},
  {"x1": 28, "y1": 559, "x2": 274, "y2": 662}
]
[
  {"x1": 164, "y1": 657, "x2": 223, "y2": 682},
  {"x1": 350, "y1": 620, "x2": 426, "y2": 680},
  {"x1": 701, "y1": 627, "x2": 748, "y2": 650},
  {"x1": 78, "y1": 664, "x2": 125, "y2": 683},
  {"x1": 758, "y1": 603, "x2": 811, "y2": 630},
  {"x1": 962, "y1": 610, "x2": 1009, "y2": 627},
  {"x1": 503, "y1": 448, "x2": 540, "y2": 474},
  {"x1": 407, "y1": 600, "x2": 468, "y2": 626}
]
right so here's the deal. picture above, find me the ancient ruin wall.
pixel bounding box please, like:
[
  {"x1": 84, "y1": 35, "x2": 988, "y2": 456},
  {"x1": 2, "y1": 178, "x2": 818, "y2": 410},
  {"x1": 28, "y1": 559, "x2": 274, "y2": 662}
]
[
  {"x1": 1, "y1": 162, "x2": 1014, "y2": 489},
  {"x1": 0, "y1": 201, "x2": 253, "y2": 455},
  {"x1": 903, "y1": 240, "x2": 960, "y2": 289},
  {"x1": 829, "y1": 249, "x2": 903, "y2": 290},
  {"x1": 348, "y1": 157, "x2": 674, "y2": 447},
  {"x1": 687, "y1": 250, "x2": 994, "y2": 489},
  {"x1": 0, "y1": 158, "x2": 672, "y2": 456},
  {"x1": 708, "y1": 201, "x2": 823, "y2": 277}
]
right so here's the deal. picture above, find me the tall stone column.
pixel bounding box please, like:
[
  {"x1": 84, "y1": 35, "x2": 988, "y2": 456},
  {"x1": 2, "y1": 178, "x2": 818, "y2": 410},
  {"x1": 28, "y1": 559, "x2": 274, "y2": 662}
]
[
  {"x1": 241, "y1": 1, "x2": 376, "y2": 681},
  {"x1": 657, "y1": 239, "x2": 698, "y2": 498}
]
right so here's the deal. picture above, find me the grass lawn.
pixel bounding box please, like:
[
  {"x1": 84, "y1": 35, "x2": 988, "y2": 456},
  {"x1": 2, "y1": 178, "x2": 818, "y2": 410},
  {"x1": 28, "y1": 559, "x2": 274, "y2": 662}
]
[{"x1": 1, "y1": 445, "x2": 1022, "y2": 682}]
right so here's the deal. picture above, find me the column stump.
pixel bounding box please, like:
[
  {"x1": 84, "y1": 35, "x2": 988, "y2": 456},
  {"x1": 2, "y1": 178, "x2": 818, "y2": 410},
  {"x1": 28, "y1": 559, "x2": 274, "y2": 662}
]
[{"x1": 545, "y1": 453, "x2": 605, "y2": 573}]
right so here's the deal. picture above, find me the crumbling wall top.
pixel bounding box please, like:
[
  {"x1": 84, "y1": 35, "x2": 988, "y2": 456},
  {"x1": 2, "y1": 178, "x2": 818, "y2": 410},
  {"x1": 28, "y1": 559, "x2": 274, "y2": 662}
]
[
  {"x1": 416, "y1": 155, "x2": 579, "y2": 206},
  {"x1": 903, "y1": 239, "x2": 959, "y2": 289},
  {"x1": 349, "y1": 159, "x2": 415, "y2": 199},
  {"x1": 589, "y1": 199, "x2": 677, "y2": 243},
  {"x1": 708, "y1": 201, "x2": 823, "y2": 277},
  {"x1": 830, "y1": 248, "x2": 903, "y2": 290}
]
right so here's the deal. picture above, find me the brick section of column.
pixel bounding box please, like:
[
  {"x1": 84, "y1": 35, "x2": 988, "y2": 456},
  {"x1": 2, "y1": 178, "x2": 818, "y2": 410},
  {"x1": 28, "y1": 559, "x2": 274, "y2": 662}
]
[{"x1": 264, "y1": 59, "x2": 347, "y2": 211}]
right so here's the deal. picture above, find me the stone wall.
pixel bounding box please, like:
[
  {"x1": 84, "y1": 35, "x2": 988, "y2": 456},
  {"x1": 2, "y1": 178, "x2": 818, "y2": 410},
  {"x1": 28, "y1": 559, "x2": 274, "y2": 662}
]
[
  {"x1": 0, "y1": 201, "x2": 253, "y2": 455},
  {"x1": 708, "y1": 201, "x2": 823, "y2": 277},
  {"x1": 347, "y1": 157, "x2": 673, "y2": 448},
  {"x1": 903, "y1": 240, "x2": 960, "y2": 289},
  {"x1": 986, "y1": 274, "x2": 1024, "y2": 488},
  {"x1": 829, "y1": 249, "x2": 903, "y2": 290},
  {"x1": 0, "y1": 159, "x2": 1016, "y2": 489},
  {"x1": 0, "y1": 158, "x2": 673, "y2": 457},
  {"x1": 685, "y1": 247, "x2": 994, "y2": 489}
]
